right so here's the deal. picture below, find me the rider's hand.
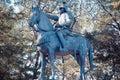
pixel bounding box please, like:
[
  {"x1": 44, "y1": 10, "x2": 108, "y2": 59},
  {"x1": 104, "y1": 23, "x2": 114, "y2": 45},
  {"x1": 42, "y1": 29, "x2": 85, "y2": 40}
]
[{"x1": 56, "y1": 23, "x2": 62, "y2": 28}]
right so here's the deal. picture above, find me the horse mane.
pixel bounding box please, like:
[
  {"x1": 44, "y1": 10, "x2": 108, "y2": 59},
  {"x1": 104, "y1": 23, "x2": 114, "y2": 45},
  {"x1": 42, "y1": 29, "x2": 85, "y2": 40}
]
[{"x1": 33, "y1": 6, "x2": 54, "y2": 31}]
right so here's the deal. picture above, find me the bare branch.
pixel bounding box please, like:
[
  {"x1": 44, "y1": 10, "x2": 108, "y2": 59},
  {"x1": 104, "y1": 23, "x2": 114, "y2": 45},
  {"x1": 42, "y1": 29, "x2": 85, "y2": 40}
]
[
  {"x1": 97, "y1": 0, "x2": 120, "y2": 31},
  {"x1": 79, "y1": 0, "x2": 83, "y2": 16},
  {"x1": 88, "y1": 2, "x2": 97, "y2": 13},
  {"x1": 70, "y1": 0, "x2": 83, "y2": 29},
  {"x1": 98, "y1": 20, "x2": 118, "y2": 30},
  {"x1": 37, "y1": 0, "x2": 41, "y2": 6}
]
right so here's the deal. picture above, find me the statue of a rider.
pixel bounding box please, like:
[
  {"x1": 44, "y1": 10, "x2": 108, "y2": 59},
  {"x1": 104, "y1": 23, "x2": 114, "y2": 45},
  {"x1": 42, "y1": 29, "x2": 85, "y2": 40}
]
[{"x1": 47, "y1": 2, "x2": 74, "y2": 51}]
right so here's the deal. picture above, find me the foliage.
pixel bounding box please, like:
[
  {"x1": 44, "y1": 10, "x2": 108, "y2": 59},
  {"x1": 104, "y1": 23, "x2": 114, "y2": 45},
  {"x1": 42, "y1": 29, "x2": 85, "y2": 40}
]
[{"x1": 0, "y1": 0, "x2": 120, "y2": 80}]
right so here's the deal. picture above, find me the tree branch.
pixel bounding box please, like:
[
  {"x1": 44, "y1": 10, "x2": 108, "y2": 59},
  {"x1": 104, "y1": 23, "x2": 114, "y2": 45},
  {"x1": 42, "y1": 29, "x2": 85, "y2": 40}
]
[{"x1": 97, "y1": 0, "x2": 120, "y2": 31}]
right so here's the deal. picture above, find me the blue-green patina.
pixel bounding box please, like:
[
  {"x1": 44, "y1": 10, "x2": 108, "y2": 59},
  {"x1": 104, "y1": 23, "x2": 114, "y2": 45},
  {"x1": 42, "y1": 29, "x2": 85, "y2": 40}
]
[{"x1": 29, "y1": 6, "x2": 93, "y2": 80}]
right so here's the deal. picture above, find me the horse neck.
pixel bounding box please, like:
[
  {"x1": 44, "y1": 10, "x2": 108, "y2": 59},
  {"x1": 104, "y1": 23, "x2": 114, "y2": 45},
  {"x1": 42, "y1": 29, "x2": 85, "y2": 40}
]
[{"x1": 38, "y1": 11, "x2": 54, "y2": 31}]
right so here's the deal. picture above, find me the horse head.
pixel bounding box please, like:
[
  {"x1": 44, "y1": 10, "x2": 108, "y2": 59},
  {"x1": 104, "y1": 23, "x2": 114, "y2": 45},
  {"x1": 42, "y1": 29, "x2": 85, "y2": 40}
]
[
  {"x1": 29, "y1": 5, "x2": 54, "y2": 32},
  {"x1": 29, "y1": 6, "x2": 41, "y2": 28}
]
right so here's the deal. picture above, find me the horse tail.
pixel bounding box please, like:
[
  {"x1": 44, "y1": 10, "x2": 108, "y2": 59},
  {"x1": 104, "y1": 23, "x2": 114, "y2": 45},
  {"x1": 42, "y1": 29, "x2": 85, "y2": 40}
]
[{"x1": 88, "y1": 41, "x2": 94, "y2": 70}]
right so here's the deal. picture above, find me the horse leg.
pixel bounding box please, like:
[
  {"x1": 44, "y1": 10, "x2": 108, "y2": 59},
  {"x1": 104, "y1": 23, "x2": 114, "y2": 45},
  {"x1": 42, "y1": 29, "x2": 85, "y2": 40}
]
[
  {"x1": 48, "y1": 47, "x2": 55, "y2": 80},
  {"x1": 72, "y1": 52, "x2": 83, "y2": 80},
  {"x1": 38, "y1": 53, "x2": 46, "y2": 80},
  {"x1": 88, "y1": 47, "x2": 94, "y2": 70},
  {"x1": 78, "y1": 50, "x2": 86, "y2": 80},
  {"x1": 73, "y1": 52, "x2": 83, "y2": 80}
]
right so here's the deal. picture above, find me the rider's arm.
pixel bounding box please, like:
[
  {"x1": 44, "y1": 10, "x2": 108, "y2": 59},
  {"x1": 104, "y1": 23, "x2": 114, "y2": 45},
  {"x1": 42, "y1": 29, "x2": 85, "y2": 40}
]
[{"x1": 46, "y1": 13, "x2": 59, "y2": 21}]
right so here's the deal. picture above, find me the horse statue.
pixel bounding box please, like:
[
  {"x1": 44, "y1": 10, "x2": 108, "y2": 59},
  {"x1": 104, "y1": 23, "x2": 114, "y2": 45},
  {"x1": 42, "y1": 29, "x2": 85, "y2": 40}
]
[{"x1": 29, "y1": 6, "x2": 93, "y2": 80}]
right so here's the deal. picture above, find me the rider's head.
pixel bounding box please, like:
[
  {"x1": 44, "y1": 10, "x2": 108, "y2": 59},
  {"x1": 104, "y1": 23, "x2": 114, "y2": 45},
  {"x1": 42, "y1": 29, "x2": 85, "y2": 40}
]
[
  {"x1": 59, "y1": 2, "x2": 67, "y2": 14},
  {"x1": 59, "y1": 7, "x2": 66, "y2": 14}
]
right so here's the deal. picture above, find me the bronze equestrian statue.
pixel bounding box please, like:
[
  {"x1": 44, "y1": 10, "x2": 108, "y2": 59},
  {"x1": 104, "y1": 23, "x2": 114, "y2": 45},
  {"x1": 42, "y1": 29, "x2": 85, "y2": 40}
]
[{"x1": 29, "y1": 4, "x2": 93, "y2": 80}]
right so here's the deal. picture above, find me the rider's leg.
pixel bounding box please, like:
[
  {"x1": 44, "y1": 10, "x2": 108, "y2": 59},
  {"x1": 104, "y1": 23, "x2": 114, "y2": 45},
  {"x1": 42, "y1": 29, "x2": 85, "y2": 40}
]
[{"x1": 57, "y1": 30, "x2": 68, "y2": 50}]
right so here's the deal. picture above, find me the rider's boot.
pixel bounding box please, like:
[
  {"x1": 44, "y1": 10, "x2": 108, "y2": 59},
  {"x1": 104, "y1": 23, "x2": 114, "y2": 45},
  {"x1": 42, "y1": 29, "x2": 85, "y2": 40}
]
[{"x1": 60, "y1": 42, "x2": 68, "y2": 51}]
